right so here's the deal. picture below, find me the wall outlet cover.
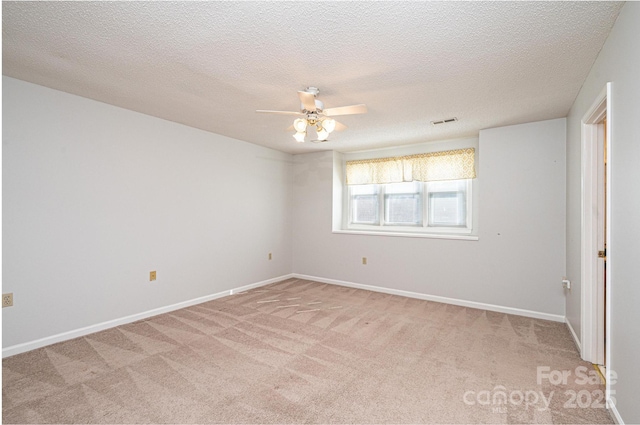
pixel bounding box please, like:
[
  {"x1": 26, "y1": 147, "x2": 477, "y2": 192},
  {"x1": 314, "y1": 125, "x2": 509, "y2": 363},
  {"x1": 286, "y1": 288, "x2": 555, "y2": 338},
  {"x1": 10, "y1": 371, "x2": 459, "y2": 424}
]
[{"x1": 3, "y1": 293, "x2": 14, "y2": 307}]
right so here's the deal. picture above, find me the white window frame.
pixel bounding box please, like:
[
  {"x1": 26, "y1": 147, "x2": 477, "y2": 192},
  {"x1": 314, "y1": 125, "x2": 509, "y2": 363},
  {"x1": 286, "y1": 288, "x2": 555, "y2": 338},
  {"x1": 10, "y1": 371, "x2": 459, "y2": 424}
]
[{"x1": 346, "y1": 179, "x2": 472, "y2": 235}]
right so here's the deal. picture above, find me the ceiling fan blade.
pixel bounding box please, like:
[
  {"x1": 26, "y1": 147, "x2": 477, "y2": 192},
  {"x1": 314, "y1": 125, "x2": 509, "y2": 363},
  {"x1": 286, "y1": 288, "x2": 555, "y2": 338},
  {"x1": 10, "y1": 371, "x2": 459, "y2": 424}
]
[
  {"x1": 298, "y1": 91, "x2": 317, "y2": 112},
  {"x1": 334, "y1": 121, "x2": 347, "y2": 131},
  {"x1": 322, "y1": 104, "x2": 368, "y2": 116},
  {"x1": 256, "y1": 110, "x2": 303, "y2": 116},
  {"x1": 285, "y1": 125, "x2": 294, "y2": 132}
]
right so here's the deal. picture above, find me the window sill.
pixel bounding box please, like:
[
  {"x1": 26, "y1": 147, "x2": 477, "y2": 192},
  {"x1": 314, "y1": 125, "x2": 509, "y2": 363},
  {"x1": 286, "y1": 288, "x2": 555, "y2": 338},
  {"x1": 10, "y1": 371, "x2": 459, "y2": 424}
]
[{"x1": 332, "y1": 229, "x2": 479, "y2": 241}]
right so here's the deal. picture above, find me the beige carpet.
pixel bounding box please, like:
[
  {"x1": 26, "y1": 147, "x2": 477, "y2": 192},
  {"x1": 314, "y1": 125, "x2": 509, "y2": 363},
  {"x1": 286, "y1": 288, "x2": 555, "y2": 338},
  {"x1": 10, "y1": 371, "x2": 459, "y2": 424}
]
[{"x1": 3, "y1": 278, "x2": 613, "y2": 424}]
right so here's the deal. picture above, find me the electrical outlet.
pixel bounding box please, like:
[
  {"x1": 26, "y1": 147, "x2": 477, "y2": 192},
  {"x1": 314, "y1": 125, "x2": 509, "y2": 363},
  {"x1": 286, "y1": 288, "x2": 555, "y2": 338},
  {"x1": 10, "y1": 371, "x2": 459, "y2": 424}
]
[
  {"x1": 3, "y1": 293, "x2": 14, "y2": 308},
  {"x1": 150, "y1": 271, "x2": 157, "y2": 281},
  {"x1": 362, "y1": 257, "x2": 367, "y2": 265},
  {"x1": 269, "y1": 253, "x2": 272, "y2": 260}
]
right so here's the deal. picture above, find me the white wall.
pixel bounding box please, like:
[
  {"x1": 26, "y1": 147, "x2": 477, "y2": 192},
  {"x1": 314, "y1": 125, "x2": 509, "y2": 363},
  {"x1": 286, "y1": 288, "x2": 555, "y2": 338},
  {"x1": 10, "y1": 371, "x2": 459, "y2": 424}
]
[
  {"x1": 292, "y1": 118, "x2": 566, "y2": 317},
  {"x1": 565, "y1": 2, "x2": 640, "y2": 423},
  {"x1": 2, "y1": 77, "x2": 293, "y2": 349}
]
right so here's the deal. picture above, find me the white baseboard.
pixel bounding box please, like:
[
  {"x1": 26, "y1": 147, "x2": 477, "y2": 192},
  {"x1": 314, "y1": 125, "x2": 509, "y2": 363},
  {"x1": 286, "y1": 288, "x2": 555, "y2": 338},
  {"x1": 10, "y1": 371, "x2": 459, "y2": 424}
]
[
  {"x1": 3, "y1": 272, "x2": 566, "y2": 358},
  {"x1": 608, "y1": 400, "x2": 624, "y2": 424},
  {"x1": 292, "y1": 274, "x2": 566, "y2": 322},
  {"x1": 2, "y1": 274, "x2": 293, "y2": 358},
  {"x1": 565, "y1": 317, "x2": 582, "y2": 352}
]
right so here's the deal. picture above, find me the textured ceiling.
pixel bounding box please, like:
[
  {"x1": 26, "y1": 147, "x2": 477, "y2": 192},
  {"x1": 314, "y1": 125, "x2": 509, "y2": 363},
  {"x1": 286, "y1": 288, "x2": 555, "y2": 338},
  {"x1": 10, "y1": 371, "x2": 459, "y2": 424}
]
[{"x1": 2, "y1": 1, "x2": 623, "y2": 154}]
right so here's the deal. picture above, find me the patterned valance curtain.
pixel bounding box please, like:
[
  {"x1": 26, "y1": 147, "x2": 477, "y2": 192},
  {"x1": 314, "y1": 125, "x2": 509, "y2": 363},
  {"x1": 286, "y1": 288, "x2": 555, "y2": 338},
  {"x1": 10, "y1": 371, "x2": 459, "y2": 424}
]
[
  {"x1": 346, "y1": 148, "x2": 476, "y2": 185},
  {"x1": 344, "y1": 156, "x2": 405, "y2": 185}
]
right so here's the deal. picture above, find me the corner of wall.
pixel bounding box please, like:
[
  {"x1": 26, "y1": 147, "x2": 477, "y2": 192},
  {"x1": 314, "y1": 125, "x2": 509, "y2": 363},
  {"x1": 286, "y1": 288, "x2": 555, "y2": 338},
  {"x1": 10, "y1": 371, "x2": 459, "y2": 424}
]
[{"x1": 332, "y1": 151, "x2": 344, "y2": 231}]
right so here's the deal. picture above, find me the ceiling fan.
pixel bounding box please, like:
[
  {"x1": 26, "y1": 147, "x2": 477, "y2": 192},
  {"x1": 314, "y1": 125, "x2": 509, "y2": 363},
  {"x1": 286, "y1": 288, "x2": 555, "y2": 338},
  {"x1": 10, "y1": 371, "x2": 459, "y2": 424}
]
[{"x1": 257, "y1": 87, "x2": 367, "y2": 143}]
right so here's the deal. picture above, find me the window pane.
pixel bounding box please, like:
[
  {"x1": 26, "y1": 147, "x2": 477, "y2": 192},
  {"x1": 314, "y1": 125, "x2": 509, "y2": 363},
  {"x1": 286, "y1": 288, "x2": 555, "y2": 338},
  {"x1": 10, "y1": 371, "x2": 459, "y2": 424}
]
[
  {"x1": 428, "y1": 191, "x2": 466, "y2": 226},
  {"x1": 385, "y1": 181, "x2": 420, "y2": 194},
  {"x1": 385, "y1": 194, "x2": 422, "y2": 225},
  {"x1": 352, "y1": 194, "x2": 379, "y2": 224}
]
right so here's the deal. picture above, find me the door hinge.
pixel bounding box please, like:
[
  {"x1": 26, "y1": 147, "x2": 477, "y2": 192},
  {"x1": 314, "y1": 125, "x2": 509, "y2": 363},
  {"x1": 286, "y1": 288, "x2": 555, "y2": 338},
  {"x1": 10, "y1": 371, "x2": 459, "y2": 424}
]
[{"x1": 598, "y1": 250, "x2": 606, "y2": 259}]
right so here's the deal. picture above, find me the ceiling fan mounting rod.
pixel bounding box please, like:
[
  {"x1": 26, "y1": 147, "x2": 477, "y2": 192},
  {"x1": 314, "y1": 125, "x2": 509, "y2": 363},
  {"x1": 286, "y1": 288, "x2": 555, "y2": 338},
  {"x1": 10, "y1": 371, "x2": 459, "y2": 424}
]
[{"x1": 305, "y1": 86, "x2": 320, "y2": 96}]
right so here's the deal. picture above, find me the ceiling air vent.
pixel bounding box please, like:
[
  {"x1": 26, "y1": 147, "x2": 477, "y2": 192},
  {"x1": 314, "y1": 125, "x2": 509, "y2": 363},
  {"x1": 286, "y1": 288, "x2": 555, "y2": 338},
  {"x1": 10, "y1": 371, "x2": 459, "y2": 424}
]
[{"x1": 431, "y1": 117, "x2": 458, "y2": 126}]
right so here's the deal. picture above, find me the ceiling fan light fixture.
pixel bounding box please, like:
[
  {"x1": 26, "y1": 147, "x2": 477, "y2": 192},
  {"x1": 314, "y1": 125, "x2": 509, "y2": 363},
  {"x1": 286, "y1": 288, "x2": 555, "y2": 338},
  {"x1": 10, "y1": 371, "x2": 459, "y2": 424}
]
[
  {"x1": 257, "y1": 87, "x2": 367, "y2": 144},
  {"x1": 322, "y1": 118, "x2": 336, "y2": 133},
  {"x1": 293, "y1": 118, "x2": 307, "y2": 132},
  {"x1": 316, "y1": 127, "x2": 329, "y2": 141}
]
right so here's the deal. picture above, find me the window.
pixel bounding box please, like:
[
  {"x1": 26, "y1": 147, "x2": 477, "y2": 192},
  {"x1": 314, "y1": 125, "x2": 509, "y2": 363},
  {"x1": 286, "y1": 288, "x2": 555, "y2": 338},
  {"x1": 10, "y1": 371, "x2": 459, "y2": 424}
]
[
  {"x1": 348, "y1": 179, "x2": 471, "y2": 233},
  {"x1": 350, "y1": 185, "x2": 379, "y2": 224},
  {"x1": 342, "y1": 147, "x2": 476, "y2": 237},
  {"x1": 427, "y1": 180, "x2": 468, "y2": 227},
  {"x1": 384, "y1": 182, "x2": 422, "y2": 226}
]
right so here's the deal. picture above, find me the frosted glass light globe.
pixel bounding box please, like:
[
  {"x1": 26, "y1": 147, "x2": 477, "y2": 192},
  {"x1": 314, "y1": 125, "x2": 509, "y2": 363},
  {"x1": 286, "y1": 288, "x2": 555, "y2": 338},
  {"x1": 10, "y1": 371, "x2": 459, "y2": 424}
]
[
  {"x1": 322, "y1": 118, "x2": 336, "y2": 133},
  {"x1": 293, "y1": 118, "x2": 307, "y2": 133}
]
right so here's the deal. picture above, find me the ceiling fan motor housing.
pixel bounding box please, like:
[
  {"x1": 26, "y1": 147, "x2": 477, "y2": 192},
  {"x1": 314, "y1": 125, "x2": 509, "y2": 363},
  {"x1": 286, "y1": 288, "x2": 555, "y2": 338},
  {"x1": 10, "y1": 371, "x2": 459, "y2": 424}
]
[{"x1": 301, "y1": 99, "x2": 324, "y2": 112}]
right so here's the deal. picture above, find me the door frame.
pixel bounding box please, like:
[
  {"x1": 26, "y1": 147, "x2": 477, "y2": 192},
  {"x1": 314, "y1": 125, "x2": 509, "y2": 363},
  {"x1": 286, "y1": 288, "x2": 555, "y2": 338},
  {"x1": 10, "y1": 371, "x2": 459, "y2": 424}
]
[{"x1": 580, "y1": 82, "x2": 611, "y2": 386}]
